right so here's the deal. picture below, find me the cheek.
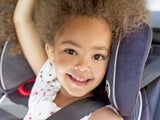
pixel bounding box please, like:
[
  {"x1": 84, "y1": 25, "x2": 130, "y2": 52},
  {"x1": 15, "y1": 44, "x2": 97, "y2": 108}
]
[
  {"x1": 54, "y1": 58, "x2": 68, "y2": 82},
  {"x1": 91, "y1": 62, "x2": 108, "y2": 82},
  {"x1": 54, "y1": 54, "x2": 76, "y2": 75},
  {"x1": 54, "y1": 58, "x2": 68, "y2": 75},
  {"x1": 54, "y1": 55, "x2": 74, "y2": 68}
]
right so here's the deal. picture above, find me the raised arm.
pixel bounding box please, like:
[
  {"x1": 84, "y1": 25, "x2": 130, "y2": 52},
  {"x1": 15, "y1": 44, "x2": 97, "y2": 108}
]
[{"x1": 14, "y1": 0, "x2": 47, "y2": 75}]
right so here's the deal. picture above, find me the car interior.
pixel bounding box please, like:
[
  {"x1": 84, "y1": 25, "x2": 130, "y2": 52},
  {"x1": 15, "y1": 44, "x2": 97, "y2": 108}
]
[{"x1": 0, "y1": 0, "x2": 160, "y2": 120}]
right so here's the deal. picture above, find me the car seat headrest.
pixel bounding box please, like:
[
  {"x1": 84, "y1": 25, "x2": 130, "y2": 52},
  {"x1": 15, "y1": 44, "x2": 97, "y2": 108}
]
[
  {"x1": 0, "y1": 41, "x2": 35, "y2": 93},
  {"x1": 106, "y1": 24, "x2": 152, "y2": 116}
]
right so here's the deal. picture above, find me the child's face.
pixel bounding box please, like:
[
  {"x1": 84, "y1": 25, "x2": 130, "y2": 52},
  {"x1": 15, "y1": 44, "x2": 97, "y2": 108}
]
[{"x1": 46, "y1": 17, "x2": 112, "y2": 98}]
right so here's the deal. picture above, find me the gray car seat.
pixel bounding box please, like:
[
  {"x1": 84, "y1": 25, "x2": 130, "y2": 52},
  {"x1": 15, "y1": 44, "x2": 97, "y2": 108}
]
[
  {"x1": 0, "y1": 41, "x2": 36, "y2": 119},
  {"x1": 0, "y1": 24, "x2": 159, "y2": 120},
  {"x1": 106, "y1": 23, "x2": 160, "y2": 120},
  {"x1": 143, "y1": 27, "x2": 160, "y2": 120},
  {"x1": 106, "y1": 23, "x2": 153, "y2": 120}
]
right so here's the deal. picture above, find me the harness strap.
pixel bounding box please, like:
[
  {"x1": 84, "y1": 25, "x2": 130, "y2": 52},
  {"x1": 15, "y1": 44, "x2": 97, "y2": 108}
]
[
  {"x1": 141, "y1": 57, "x2": 160, "y2": 88},
  {"x1": 46, "y1": 97, "x2": 108, "y2": 120}
]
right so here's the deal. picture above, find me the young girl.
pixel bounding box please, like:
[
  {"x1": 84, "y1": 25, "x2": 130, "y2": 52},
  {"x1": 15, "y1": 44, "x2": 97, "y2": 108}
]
[{"x1": 13, "y1": 0, "x2": 149, "y2": 119}]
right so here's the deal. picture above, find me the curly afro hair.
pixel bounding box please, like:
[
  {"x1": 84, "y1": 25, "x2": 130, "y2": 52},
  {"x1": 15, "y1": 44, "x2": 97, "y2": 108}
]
[
  {"x1": 34, "y1": 0, "x2": 149, "y2": 45},
  {"x1": 0, "y1": 0, "x2": 149, "y2": 55},
  {"x1": 0, "y1": 0, "x2": 21, "y2": 55}
]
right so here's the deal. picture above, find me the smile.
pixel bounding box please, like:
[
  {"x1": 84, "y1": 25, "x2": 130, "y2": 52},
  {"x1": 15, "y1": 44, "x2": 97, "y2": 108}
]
[
  {"x1": 66, "y1": 73, "x2": 92, "y2": 85},
  {"x1": 70, "y1": 74, "x2": 88, "y2": 82}
]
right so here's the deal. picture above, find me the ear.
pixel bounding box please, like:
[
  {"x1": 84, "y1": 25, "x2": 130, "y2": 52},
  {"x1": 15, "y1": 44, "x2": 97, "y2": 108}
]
[{"x1": 45, "y1": 43, "x2": 55, "y2": 64}]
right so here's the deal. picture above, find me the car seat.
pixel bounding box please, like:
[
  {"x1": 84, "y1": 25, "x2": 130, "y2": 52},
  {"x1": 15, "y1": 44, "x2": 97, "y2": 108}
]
[
  {"x1": 0, "y1": 24, "x2": 159, "y2": 120},
  {"x1": 106, "y1": 23, "x2": 160, "y2": 120},
  {"x1": 0, "y1": 41, "x2": 36, "y2": 119},
  {"x1": 143, "y1": 27, "x2": 160, "y2": 120},
  {"x1": 106, "y1": 23, "x2": 153, "y2": 120}
]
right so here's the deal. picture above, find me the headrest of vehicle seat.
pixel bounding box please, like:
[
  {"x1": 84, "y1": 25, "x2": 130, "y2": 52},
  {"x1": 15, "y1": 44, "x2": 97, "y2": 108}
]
[
  {"x1": 106, "y1": 24, "x2": 152, "y2": 116},
  {"x1": 0, "y1": 41, "x2": 35, "y2": 93}
]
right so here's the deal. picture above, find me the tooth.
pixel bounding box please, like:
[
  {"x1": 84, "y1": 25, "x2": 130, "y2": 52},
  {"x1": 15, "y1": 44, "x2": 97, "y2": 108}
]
[
  {"x1": 71, "y1": 75, "x2": 87, "y2": 82},
  {"x1": 71, "y1": 75, "x2": 88, "y2": 82}
]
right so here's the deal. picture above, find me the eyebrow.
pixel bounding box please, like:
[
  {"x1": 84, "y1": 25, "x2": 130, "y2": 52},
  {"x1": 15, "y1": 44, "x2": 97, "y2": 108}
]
[
  {"x1": 61, "y1": 40, "x2": 110, "y2": 52},
  {"x1": 61, "y1": 40, "x2": 81, "y2": 48},
  {"x1": 93, "y1": 46, "x2": 110, "y2": 52}
]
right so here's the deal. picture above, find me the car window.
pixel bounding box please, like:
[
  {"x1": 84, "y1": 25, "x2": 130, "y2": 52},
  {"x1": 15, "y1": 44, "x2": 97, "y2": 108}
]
[
  {"x1": 147, "y1": 0, "x2": 160, "y2": 12},
  {"x1": 147, "y1": 0, "x2": 160, "y2": 28}
]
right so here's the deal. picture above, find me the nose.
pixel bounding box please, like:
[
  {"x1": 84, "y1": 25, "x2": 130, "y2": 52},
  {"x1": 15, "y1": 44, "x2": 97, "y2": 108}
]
[{"x1": 75, "y1": 58, "x2": 90, "y2": 72}]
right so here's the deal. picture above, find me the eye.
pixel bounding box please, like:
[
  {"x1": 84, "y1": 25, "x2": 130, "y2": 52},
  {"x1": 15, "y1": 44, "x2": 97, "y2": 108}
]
[
  {"x1": 64, "y1": 48, "x2": 78, "y2": 55},
  {"x1": 93, "y1": 54, "x2": 105, "y2": 61}
]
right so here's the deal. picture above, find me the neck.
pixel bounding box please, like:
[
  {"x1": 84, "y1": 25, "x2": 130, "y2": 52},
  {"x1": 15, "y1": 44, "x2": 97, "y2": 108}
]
[{"x1": 54, "y1": 87, "x2": 93, "y2": 108}]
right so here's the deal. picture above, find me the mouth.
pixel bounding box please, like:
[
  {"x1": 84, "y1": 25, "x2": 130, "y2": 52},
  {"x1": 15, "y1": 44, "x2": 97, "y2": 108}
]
[{"x1": 66, "y1": 73, "x2": 92, "y2": 86}]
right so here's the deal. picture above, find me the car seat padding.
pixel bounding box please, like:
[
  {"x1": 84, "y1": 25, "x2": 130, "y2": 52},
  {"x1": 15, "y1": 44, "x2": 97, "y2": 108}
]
[
  {"x1": 0, "y1": 41, "x2": 35, "y2": 93},
  {"x1": 106, "y1": 24, "x2": 152, "y2": 116}
]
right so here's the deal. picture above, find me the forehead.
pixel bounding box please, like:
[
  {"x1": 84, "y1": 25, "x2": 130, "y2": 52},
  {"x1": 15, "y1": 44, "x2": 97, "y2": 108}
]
[
  {"x1": 56, "y1": 17, "x2": 112, "y2": 41},
  {"x1": 63, "y1": 16, "x2": 111, "y2": 32},
  {"x1": 54, "y1": 17, "x2": 112, "y2": 49}
]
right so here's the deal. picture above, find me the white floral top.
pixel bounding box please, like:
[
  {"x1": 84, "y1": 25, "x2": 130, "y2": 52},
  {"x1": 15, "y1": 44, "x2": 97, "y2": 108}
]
[{"x1": 24, "y1": 60, "x2": 92, "y2": 120}]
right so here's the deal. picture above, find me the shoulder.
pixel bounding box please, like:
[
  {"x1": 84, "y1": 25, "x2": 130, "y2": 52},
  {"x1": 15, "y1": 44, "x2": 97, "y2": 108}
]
[{"x1": 89, "y1": 106, "x2": 124, "y2": 120}]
